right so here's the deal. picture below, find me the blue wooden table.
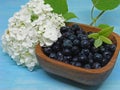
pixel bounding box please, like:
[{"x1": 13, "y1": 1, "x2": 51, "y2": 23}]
[{"x1": 0, "y1": 0, "x2": 120, "y2": 90}]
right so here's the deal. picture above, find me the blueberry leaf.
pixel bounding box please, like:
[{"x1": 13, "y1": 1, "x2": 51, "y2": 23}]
[
  {"x1": 94, "y1": 38, "x2": 103, "y2": 48},
  {"x1": 98, "y1": 26, "x2": 114, "y2": 37},
  {"x1": 99, "y1": 36, "x2": 112, "y2": 44},
  {"x1": 88, "y1": 33, "x2": 99, "y2": 39},
  {"x1": 98, "y1": 24, "x2": 110, "y2": 29},
  {"x1": 63, "y1": 12, "x2": 77, "y2": 20},
  {"x1": 92, "y1": 0, "x2": 120, "y2": 11}
]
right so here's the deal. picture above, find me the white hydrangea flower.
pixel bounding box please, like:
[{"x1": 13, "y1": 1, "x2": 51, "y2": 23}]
[{"x1": 1, "y1": 0, "x2": 65, "y2": 71}]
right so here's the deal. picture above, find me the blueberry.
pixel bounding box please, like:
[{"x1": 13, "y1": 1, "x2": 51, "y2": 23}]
[
  {"x1": 88, "y1": 53, "x2": 93, "y2": 60},
  {"x1": 43, "y1": 47, "x2": 52, "y2": 55},
  {"x1": 62, "y1": 32, "x2": 72, "y2": 38},
  {"x1": 68, "y1": 35, "x2": 76, "y2": 41},
  {"x1": 81, "y1": 49, "x2": 90, "y2": 55},
  {"x1": 70, "y1": 61, "x2": 76, "y2": 66},
  {"x1": 94, "y1": 53, "x2": 103, "y2": 63},
  {"x1": 73, "y1": 39, "x2": 80, "y2": 46},
  {"x1": 64, "y1": 60, "x2": 70, "y2": 64},
  {"x1": 58, "y1": 36, "x2": 64, "y2": 43},
  {"x1": 57, "y1": 56, "x2": 64, "y2": 61},
  {"x1": 57, "y1": 52, "x2": 63, "y2": 57},
  {"x1": 91, "y1": 47, "x2": 99, "y2": 53},
  {"x1": 81, "y1": 35, "x2": 88, "y2": 40},
  {"x1": 62, "y1": 48, "x2": 71, "y2": 56},
  {"x1": 75, "y1": 62, "x2": 82, "y2": 67},
  {"x1": 79, "y1": 54, "x2": 88, "y2": 63},
  {"x1": 89, "y1": 38, "x2": 94, "y2": 45},
  {"x1": 92, "y1": 62, "x2": 101, "y2": 69},
  {"x1": 101, "y1": 58, "x2": 109, "y2": 66},
  {"x1": 72, "y1": 24, "x2": 80, "y2": 31},
  {"x1": 109, "y1": 44, "x2": 116, "y2": 52},
  {"x1": 80, "y1": 40, "x2": 90, "y2": 48},
  {"x1": 87, "y1": 31, "x2": 92, "y2": 35},
  {"x1": 84, "y1": 64, "x2": 91, "y2": 69},
  {"x1": 52, "y1": 45, "x2": 60, "y2": 52},
  {"x1": 63, "y1": 39, "x2": 73, "y2": 48},
  {"x1": 49, "y1": 53, "x2": 57, "y2": 59},
  {"x1": 72, "y1": 56, "x2": 79, "y2": 62},
  {"x1": 89, "y1": 59, "x2": 94, "y2": 65},
  {"x1": 76, "y1": 29, "x2": 85, "y2": 35},
  {"x1": 99, "y1": 46, "x2": 106, "y2": 53},
  {"x1": 64, "y1": 56, "x2": 72, "y2": 61},
  {"x1": 77, "y1": 34, "x2": 83, "y2": 40},
  {"x1": 103, "y1": 51, "x2": 112, "y2": 60},
  {"x1": 60, "y1": 26, "x2": 68, "y2": 34},
  {"x1": 71, "y1": 46, "x2": 79, "y2": 55}
]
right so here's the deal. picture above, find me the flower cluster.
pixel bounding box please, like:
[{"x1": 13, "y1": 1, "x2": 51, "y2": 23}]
[{"x1": 2, "y1": 0, "x2": 65, "y2": 71}]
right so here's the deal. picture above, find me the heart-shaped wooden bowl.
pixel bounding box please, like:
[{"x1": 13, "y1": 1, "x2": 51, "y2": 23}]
[{"x1": 35, "y1": 22, "x2": 120, "y2": 86}]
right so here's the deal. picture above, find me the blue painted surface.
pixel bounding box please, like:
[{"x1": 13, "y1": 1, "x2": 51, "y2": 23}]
[{"x1": 0, "y1": 0, "x2": 120, "y2": 90}]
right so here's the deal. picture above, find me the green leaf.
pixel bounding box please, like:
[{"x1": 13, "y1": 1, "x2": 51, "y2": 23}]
[
  {"x1": 94, "y1": 38, "x2": 103, "y2": 48},
  {"x1": 98, "y1": 26, "x2": 114, "y2": 37},
  {"x1": 63, "y1": 12, "x2": 77, "y2": 20},
  {"x1": 98, "y1": 24, "x2": 110, "y2": 29},
  {"x1": 44, "y1": 0, "x2": 68, "y2": 14},
  {"x1": 92, "y1": 0, "x2": 120, "y2": 11},
  {"x1": 99, "y1": 36, "x2": 112, "y2": 44},
  {"x1": 88, "y1": 33, "x2": 99, "y2": 39},
  {"x1": 31, "y1": 14, "x2": 39, "y2": 22}
]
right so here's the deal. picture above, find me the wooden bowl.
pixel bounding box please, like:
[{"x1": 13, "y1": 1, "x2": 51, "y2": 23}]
[{"x1": 35, "y1": 22, "x2": 120, "y2": 86}]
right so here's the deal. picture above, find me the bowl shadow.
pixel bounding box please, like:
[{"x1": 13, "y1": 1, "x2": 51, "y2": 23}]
[{"x1": 45, "y1": 71, "x2": 102, "y2": 90}]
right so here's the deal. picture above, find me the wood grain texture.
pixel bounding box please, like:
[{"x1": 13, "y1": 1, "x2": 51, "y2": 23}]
[{"x1": 35, "y1": 22, "x2": 120, "y2": 86}]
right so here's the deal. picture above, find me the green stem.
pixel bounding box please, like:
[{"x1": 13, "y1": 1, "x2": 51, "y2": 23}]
[
  {"x1": 90, "y1": 10, "x2": 105, "y2": 26},
  {"x1": 91, "y1": 6, "x2": 94, "y2": 20}
]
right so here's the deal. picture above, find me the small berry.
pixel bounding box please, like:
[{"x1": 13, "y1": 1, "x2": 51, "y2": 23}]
[
  {"x1": 63, "y1": 39, "x2": 73, "y2": 48},
  {"x1": 49, "y1": 53, "x2": 57, "y2": 59},
  {"x1": 84, "y1": 64, "x2": 91, "y2": 69},
  {"x1": 75, "y1": 62, "x2": 82, "y2": 67},
  {"x1": 73, "y1": 39, "x2": 80, "y2": 46},
  {"x1": 94, "y1": 53, "x2": 103, "y2": 63},
  {"x1": 92, "y1": 62, "x2": 101, "y2": 69},
  {"x1": 80, "y1": 40, "x2": 90, "y2": 48},
  {"x1": 63, "y1": 48, "x2": 71, "y2": 56}
]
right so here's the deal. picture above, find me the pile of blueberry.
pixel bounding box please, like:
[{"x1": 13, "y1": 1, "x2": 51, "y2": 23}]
[{"x1": 42, "y1": 24, "x2": 116, "y2": 69}]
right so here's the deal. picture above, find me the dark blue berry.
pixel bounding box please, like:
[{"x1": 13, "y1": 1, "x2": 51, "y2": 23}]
[
  {"x1": 49, "y1": 53, "x2": 57, "y2": 59},
  {"x1": 72, "y1": 56, "x2": 79, "y2": 62},
  {"x1": 81, "y1": 35, "x2": 88, "y2": 40},
  {"x1": 63, "y1": 39, "x2": 73, "y2": 48},
  {"x1": 84, "y1": 64, "x2": 91, "y2": 69},
  {"x1": 103, "y1": 51, "x2": 112, "y2": 60},
  {"x1": 72, "y1": 24, "x2": 80, "y2": 30},
  {"x1": 80, "y1": 40, "x2": 90, "y2": 48},
  {"x1": 43, "y1": 47, "x2": 52, "y2": 55},
  {"x1": 109, "y1": 44, "x2": 116, "y2": 52},
  {"x1": 73, "y1": 39, "x2": 80, "y2": 46},
  {"x1": 101, "y1": 58, "x2": 109, "y2": 66},
  {"x1": 68, "y1": 35, "x2": 76, "y2": 41},
  {"x1": 81, "y1": 49, "x2": 90, "y2": 55},
  {"x1": 64, "y1": 56, "x2": 72, "y2": 61},
  {"x1": 79, "y1": 54, "x2": 88, "y2": 63},
  {"x1": 71, "y1": 46, "x2": 79, "y2": 55},
  {"x1": 92, "y1": 62, "x2": 101, "y2": 69},
  {"x1": 94, "y1": 53, "x2": 103, "y2": 63},
  {"x1": 91, "y1": 47, "x2": 99, "y2": 53},
  {"x1": 99, "y1": 46, "x2": 106, "y2": 53},
  {"x1": 62, "y1": 48, "x2": 71, "y2": 56},
  {"x1": 52, "y1": 45, "x2": 60, "y2": 52},
  {"x1": 60, "y1": 26, "x2": 68, "y2": 34},
  {"x1": 75, "y1": 62, "x2": 82, "y2": 67}
]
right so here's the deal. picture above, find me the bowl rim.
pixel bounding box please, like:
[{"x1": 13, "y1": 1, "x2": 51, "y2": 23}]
[{"x1": 35, "y1": 23, "x2": 120, "y2": 74}]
